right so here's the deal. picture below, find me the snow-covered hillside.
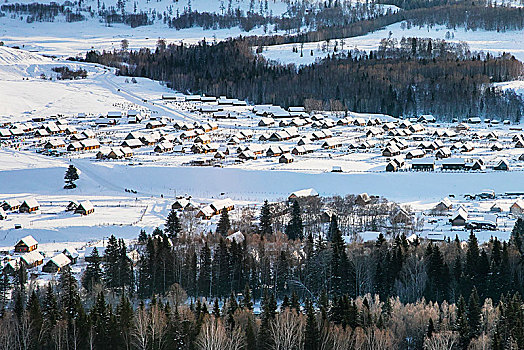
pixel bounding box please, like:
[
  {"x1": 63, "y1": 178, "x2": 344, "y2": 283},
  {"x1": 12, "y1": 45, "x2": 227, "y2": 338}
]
[{"x1": 260, "y1": 21, "x2": 524, "y2": 65}]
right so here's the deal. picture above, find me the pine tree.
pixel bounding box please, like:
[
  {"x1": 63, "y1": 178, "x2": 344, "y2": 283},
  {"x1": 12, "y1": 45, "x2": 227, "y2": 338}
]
[
  {"x1": 42, "y1": 284, "x2": 60, "y2": 328},
  {"x1": 467, "y1": 287, "x2": 482, "y2": 341},
  {"x1": 0, "y1": 271, "x2": 11, "y2": 308},
  {"x1": 285, "y1": 200, "x2": 303, "y2": 240},
  {"x1": 59, "y1": 265, "x2": 81, "y2": 321},
  {"x1": 165, "y1": 208, "x2": 182, "y2": 238},
  {"x1": 327, "y1": 215, "x2": 339, "y2": 241},
  {"x1": 304, "y1": 300, "x2": 320, "y2": 350},
  {"x1": 104, "y1": 235, "x2": 120, "y2": 289},
  {"x1": 331, "y1": 220, "x2": 351, "y2": 296},
  {"x1": 242, "y1": 284, "x2": 253, "y2": 310},
  {"x1": 511, "y1": 218, "x2": 524, "y2": 252},
  {"x1": 259, "y1": 199, "x2": 272, "y2": 237},
  {"x1": 91, "y1": 292, "x2": 110, "y2": 349},
  {"x1": 82, "y1": 247, "x2": 103, "y2": 292},
  {"x1": 27, "y1": 290, "x2": 43, "y2": 343},
  {"x1": 198, "y1": 242, "x2": 212, "y2": 296},
  {"x1": 64, "y1": 164, "x2": 79, "y2": 189},
  {"x1": 258, "y1": 291, "x2": 277, "y2": 350},
  {"x1": 290, "y1": 291, "x2": 300, "y2": 312},
  {"x1": 216, "y1": 209, "x2": 231, "y2": 236},
  {"x1": 213, "y1": 298, "x2": 220, "y2": 318},
  {"x1": 456, "y1": 295, "x2": 470, "y2": 349},
  {"x1": 115, "y1": 294, "x2": 134, "y2": 349}
]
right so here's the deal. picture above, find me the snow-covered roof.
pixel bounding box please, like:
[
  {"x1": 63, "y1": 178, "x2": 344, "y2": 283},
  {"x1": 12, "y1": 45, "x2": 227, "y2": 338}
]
[
  {"x1": 21, "y1": 251, "x2": 44, "y2": 265},
  {"x1": 227, "y1": 231, "x2": 245, "y2": 244},
  {"x1": 48, "y1": 253, "x2": 71, "y2": 268},
  {"x1": 17, "y1": 235, "x2": 38, "y2": 247},
  {"x1": 289, "y1": 188, "x2": 319, "y2": 198},
  {"x1": 63, "y1": 247, "x2": 79, "y2": 259},
  {"x1": 22, "y1": 198, "x2": 39, "y2": 209}
]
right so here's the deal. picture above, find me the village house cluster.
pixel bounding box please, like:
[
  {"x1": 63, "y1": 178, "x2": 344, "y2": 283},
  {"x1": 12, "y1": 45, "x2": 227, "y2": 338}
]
[{"x1": 1, "y1": 94, "x2": 523, "y2": 174}]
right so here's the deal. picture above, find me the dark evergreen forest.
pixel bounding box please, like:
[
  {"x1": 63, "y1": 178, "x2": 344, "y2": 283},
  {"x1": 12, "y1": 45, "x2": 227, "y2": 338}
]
[{"x1": 86, "y1": 37, "x2": 524, "y2": 120}]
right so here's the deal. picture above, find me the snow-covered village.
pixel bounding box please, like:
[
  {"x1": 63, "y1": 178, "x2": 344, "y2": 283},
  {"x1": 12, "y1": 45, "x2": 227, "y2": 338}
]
[{"x1": 1, "y1": 0, "x2": 524, "y2": 347}]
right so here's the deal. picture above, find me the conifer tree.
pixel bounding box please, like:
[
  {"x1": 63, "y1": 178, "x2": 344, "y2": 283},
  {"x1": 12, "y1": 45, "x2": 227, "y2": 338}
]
[
  {"x1": 64, "y1": 164, "x2": 79, "y2": 189},
  {"x1": 258, "y1": 291, "x2": 277, "y2": 350},
  {"x1": 165, "y1": 208, "x2": 182, "y2": 238},
  {"x1": 115, "y1": 294, "x2": 134, "y2": 349},
  {"x1": 216, "y1": 209, "x2": 231, "y2": 236},
  {"x1": 327, "y1": 215, "x2": 339, "y2": 241},
  {"x1": 304, "y1": 300, "x2": 320, "y2": 350},
  {"x1": 59, "y1": 265, "x2": 81, "y2": 320},
  {"x1": 0, "y1": 271, "x2": 11, "y2": 308},
  {"x1": 285, "y1": 200, "x2": 303, "y2": 240},
  {"x1": 290, "y1": 291, "x2": 300, "y2": 312},
  {"x1": 467, "y1": 287, "x2": 482, "y2": 340},
  {"x1": 455, "y1": 295, "x2": 470, "y2": 349},
  {"x1": 213, "y1": 298, "x2": 220, "y2": 318},
  {"x1": 242, "y1": 284, "x2": 253, "y2": 310},
  {"x1": 330, "y1": 220, "x2": 351, "y2": 296},
  {"x1": 27, "y1": 290, "x2": 43, "y2": 343},
  {"x1": 198, "y1": 242, "x2": 212, "y2": 296},
  {"x1": 82, "y1": 247, "x2": 103, "y2": 292},
  {"x1": 511, "y1": 218, "x2": 524, "y2": 252},
  {"x1": 259, "y1": 199, "x2": 272, "y2": 237},
  {"x1": 42, "y1": 284, "x2": 59, "y2": 328}
]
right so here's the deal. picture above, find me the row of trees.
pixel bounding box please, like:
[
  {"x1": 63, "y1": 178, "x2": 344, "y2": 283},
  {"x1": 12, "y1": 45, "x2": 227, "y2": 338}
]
[{"x1": 86, "y1": 37, "x2": 524, "y2": 120}]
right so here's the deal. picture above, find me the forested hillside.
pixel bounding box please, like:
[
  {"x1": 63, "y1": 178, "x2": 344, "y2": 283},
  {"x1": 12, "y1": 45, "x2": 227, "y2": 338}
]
[
  {"x1": 86, "y1": 37, "x2": 524, "y2": 119},
  {"x1": 3, "y1": 198, "x2": 524, "y2": 349}
]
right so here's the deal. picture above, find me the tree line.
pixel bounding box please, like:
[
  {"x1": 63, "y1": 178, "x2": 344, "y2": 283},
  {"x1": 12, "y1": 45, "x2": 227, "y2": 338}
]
[{"x1": 85, "y1": 37, "x2": 524, "y2": 120}]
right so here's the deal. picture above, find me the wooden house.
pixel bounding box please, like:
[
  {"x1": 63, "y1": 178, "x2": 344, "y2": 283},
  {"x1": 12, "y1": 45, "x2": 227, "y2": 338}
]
[
  {"x1": 494, "y1": 159, "x2": 510, "y2": 171},
  {"x1": 75, "y1": 200, "x2": 95, "y2": 215},
  {"x1": 62, "y1": 248, "x2": 79, "y2": 264},
  {"x1": 406, "y1": 149, "x2": 425, "y2": 159},
  {"x1": 288, "y1": 189, "x2": 319, "y2": 201},
  {"x1": 434, "y1": 197, "x2": 453, "y2": 212},
  {"x1": 450, "y1": 208, "x2": 468, "y2": 226},
  {"x1": 20, "y1": 251, "x2": 44, "y2": 269},
  {"x1": 1, "y1": 199, "x2": 21, "y2": 211},
  {"x1": 15, "y1": 235, "x2": 38, "y2": 253},
  {"x1": 391, "y1": 208, "x2": 412, "y2": 226},
  {"x1": 279, "y1": 154, "x2": 294, "y2": 163},
  {"x1": 411, "y1": 158, "x2": 435, "y2": 171},
  {"x1": 386, "y1": 161, "x2": 398, "y2": 172},
  {"x1": 382, "y1": 145, "x2": 400, "y2": 157},
  {"x1": 42, "y1": 253, "x2": 71, "y2": 273},
  {"x1": 19, "y1": 198, "x2": 40, "y2": 213},
  {"x1": 442, "y1": 159, "x2": 465, "y2": 171},
  {"x1": 510, "y1": 200, "x2": 524, "y2": 216}
]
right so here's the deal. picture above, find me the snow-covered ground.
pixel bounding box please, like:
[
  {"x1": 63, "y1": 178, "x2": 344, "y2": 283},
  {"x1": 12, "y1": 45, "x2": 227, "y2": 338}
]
[{"x1": 260, "y1": 21, "x2": 524, "y2": 65}]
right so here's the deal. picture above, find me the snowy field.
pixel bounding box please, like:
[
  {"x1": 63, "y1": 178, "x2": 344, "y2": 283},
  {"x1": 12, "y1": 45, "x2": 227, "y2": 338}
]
[{"x1": 260, "y1": 21, "x2": 524, "y2": 65}]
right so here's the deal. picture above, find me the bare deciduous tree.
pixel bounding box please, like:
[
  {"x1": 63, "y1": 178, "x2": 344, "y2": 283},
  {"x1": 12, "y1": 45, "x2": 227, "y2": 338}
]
[
  {"x1": 423, "y1": 331, "x2": 458, "y2": 350},
  {"x1": 270, "y1": 309, "x2": 305, "y2": 350}
]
